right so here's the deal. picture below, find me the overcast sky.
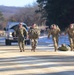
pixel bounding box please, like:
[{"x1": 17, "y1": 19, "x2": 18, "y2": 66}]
[{"x1": 0, "y1": 0, "x2": 36, "y2": 7}]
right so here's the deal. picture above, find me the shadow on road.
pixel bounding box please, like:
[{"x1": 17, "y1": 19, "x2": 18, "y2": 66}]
[{"x1": 0, "y1": 54, "x2": 74, "y2": 75}]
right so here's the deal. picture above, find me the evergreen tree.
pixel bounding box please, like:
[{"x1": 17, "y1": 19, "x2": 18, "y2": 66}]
[{"x1": 37, "y1": 0, "x2": 74, "y2": 30}]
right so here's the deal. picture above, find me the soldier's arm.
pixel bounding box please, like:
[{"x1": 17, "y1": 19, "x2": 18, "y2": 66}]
[
  {"x1": 28, "y1": 29, "x2": 30, "y2": 35},
  {"x1": 23, "y1": 27, "x2": 27, "y2": 32},
  {"x1": 38, "y1": 29, "x2": 40, "y2": 36},
  {"x1": 23, "y1": 27, "x2": 28, "y2": 38},
  {"x1": 58, "y1": 28, "x2": 61, "y2": 32},
  {"x1": 57, "y1": 26, "x2": 61, "y2": 32},
  {"x1": 58, "y1": 28, "x2": 61, "y2": 36}
]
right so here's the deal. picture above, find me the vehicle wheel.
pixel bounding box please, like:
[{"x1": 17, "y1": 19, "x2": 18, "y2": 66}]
[
  {"x1": 5, "y1": 39, "x2": 11, "y2": 45},
  {"x1": 25, "y1": 39, "x2": 30, "y2": 45}
]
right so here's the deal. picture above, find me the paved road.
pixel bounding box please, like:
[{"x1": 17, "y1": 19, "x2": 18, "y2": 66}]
[{"x1": 0, "y1": 46, "x2": 74, "y2": 75}]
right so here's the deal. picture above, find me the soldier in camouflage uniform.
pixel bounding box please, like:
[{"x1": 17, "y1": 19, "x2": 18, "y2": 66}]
[
  {"x1": 28, "y1": 24, "x2": 40, "y2": 52},
  {"x1": 65, "y1": 24, "x2": 74, "y2": 51},
  {"x1": 48, "y1": 24, "x2": 60, "y2": 51},
  {"x1": 14, "y1": 22, "x2": 28, "y2": 52}
]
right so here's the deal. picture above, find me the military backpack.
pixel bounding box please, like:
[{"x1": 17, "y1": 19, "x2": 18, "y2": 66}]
[{"x1": 29, "y1": 28, "x2": 39, "y2": 39}]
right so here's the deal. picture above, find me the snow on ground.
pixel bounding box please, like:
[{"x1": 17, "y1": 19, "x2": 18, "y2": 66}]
[
  {"x1": 38, "y1": 36, "x2": 53, "y2": 46},
  {"x1": 0, "y1": 35, "x2": 70, "y2": 47},
  {"x1": 38, "y1": 35, "x2": 70, "y2": 46}
]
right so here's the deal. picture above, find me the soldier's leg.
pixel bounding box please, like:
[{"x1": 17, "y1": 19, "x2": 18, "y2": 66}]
[
  {"x1": 56, "y1": 37, "x2": 58, "y2": 46},
  {"x1": 31, "y1": 39, "x2": 34, "y2": 51},
  {"x1": 32, "y1": 40, "x2": 35, "y2": 52},
  {"x1": 33, "y1": 39, "x2": 38, "y2": 52},
  {"x1": 32, "y1": 39, "x2": 36, "y2": 52},
  {"x1": 73, "y1": 38, "x2": 74, "y2": 51},
  {"x1": 30, "y1": 39, "x2": 32, "y2": 51},
  {"x1": 18, "y1": 38, "x2": 21, "y2": 52},
  {"x1": 69, "y1": 38, "x2": 73, "y2": 51},
  {"x1": 22, "y1": 39, "x2": 25, "y2": 52},
  {"x1": 18, "y1": 40, "x2": 22, "y2": 52},
  {"x1": 53, "y1": 37, "x2": 58, "y2": 51},
  {"x1": 56, "y1": 37, "x2": 58, "y2": 50}
]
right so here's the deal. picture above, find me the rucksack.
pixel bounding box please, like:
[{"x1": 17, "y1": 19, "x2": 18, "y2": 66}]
[{"x1": 29, "y1": 29, "x2": 39, "y2": 39}]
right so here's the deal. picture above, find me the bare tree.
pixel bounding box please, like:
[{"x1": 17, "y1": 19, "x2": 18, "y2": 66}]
[{"x1": 9, "y1": 3, "x2": 43, "y2": 26}]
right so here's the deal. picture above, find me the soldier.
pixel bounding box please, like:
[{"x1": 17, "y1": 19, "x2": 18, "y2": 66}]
[
  {"x1": 14, "y1": 22, "x2": 28, "y2": 52},
  {"x1": 28, "y1": 24, "x2": 40, "y2": 52},
  {"x1": 65, "y1": 24, "x2": 74, "y2": 51},
  {"x1": 48, "y1": 24, "x2": 60, "y2": 51}
]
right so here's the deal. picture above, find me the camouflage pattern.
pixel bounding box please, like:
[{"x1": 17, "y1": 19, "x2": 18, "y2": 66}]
[
  {"x1": 48, "y1": 24, "x2": 60, "y2": 51},
  {"x1": 28, "y1": 24, "x2": 40, "y2": 52},
  {"x1": 65, "y1": 24, "x2": 74, "y2": 51},
  {"x1": 30, "y1": 39, "x2": 38, "y2": 52},
  {"x1": 28, "y1": 28, "x2": 40, "y2": 39},
  {"x1": 58, "y1": 44, "x2": 68, "y2": 51},
  {"x1": 15, "y1": 24, "x2": 28, "y2": 52}
]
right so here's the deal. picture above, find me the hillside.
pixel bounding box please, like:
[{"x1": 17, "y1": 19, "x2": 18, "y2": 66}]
[{"x1": 0, "y1": 5, "x2": 22, "y2": 18}]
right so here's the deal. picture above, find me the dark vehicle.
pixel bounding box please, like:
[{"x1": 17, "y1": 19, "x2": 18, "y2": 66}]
[{"x1": 4, "y1": 22, "x2": 30, "y2": 45}]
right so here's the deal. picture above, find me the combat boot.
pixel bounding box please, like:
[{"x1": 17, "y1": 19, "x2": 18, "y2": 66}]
[
  {"x1": 33, "y1": 46, "x2": 36, "y2": 52},
  {"x1": 31, "y1": 49, "x2": 33, "y2": 51},
  {"x1": 31, "y1": 46, "x2": 35, "y2": 52},
  {"x1": 31, "y1": 46, "x2": 34, "y2": 51},
  {"x1": 55, "y1": 47, "x2": 57, "y2": 52},
  {"x1": 20, "y1": 50, "x2": 22, "y2": 52},
  {"x1": 20, "y1": 48, "x2": 22, "y2": 52},
  {"x1": 22, "y1": 47, "x2": 25, "y2": 52},
  {"x1": 71, "y1": 47, "x2": 73, "y2": 51},
  {"x1": 23, "y1": 49, "x2": 25, "y2": 52}
]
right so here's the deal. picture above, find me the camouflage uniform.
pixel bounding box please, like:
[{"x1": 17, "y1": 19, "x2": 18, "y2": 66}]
[
  {"x1": 15, "y1": 23, "x2": 28, "y2": 52},
  {"x1": 48, "y1": 24, "x2": 60, "y2": 51},
  {"x1": 28, "y1": 24, "x2": 40, "y2": 52},
  {"x1": 65, "y1": 24, "x2": 74, "y2": 51}
]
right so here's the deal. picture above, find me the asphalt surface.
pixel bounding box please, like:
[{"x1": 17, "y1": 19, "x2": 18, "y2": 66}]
[{"x1": 0, "y1": 45, "x2": 74, "y2": 75}]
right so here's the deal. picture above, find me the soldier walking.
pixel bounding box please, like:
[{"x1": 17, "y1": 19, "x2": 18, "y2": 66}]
[
  {"x1": 28, "y1": 24, "x2": 40, "y2": 52},
  {"x1": 65, "y1": 24, "x2": 74, "y2": 51},
  {"x1": 48, "y1": 24, "x2": 60, "y2": 51},
  {"x1": 14, "y1": 22, "x2": 28, "y2": 52}
]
